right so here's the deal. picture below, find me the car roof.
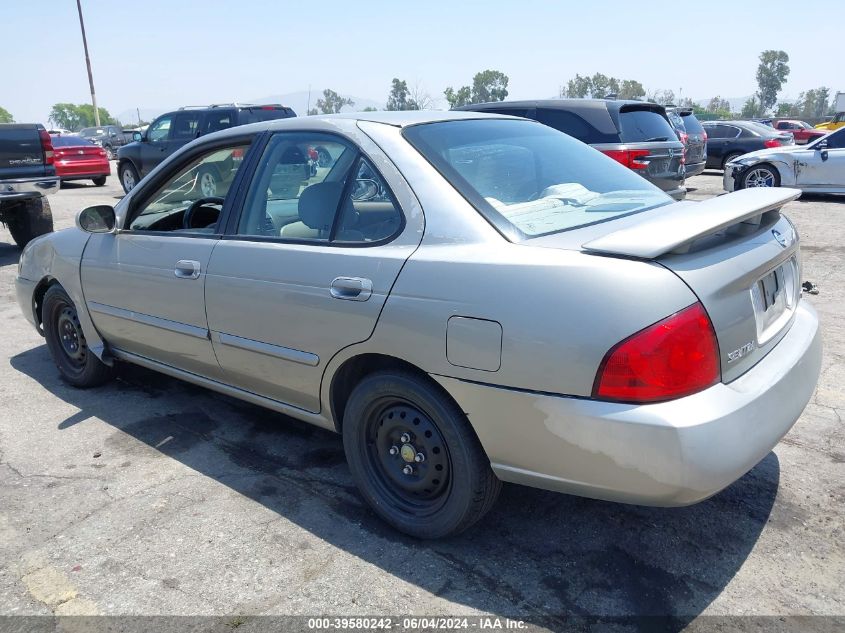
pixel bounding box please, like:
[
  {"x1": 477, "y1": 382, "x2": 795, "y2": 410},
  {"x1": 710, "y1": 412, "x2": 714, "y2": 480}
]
[
  {"x1": 199, "y1": 110, "x2": 517, "y2": 141},
  {"x1": 456, "y1": 98, "x2": 663, "y2": 113}
]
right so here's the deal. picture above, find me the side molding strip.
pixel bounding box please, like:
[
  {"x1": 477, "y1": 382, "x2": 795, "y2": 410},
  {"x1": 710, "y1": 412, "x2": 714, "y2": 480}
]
[
  {"x1": 87, "y1": 302, "x2": 209, "y2": 340},
  {"x1": 217, "y1": 332, "x2": 320, "y2": 367}
]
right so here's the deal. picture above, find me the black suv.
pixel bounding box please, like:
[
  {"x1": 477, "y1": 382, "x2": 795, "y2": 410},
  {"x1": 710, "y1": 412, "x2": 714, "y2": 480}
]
[
  {"x1": 457, "y1": 99, "x2": 686, "y2": 199},
  {"x1": 117, "y1": 103, "x2": 296, "y2": 193},
  {"x1": 78, "y1": 125, "x2": 129, "y2": 160}
]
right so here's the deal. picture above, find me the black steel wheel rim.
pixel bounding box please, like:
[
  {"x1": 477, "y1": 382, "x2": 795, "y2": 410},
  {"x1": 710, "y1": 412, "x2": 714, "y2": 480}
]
[
  {"x1": 363, "y1": 398, "x2": 452, "y2": 516},
  {"x1": 54, "y1": 302, "x2": 87, "y2": 371}
]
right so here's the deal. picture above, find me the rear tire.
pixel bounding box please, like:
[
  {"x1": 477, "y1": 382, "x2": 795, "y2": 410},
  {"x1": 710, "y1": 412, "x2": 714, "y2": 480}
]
[
  {"x1": 7, "y1": 197, "x2": 54, "y2": 248},
  {"x1": 343, "y1": 370, "x2": 501, "y2": 539},
  {"x1": 722, "y1": 152, "x2": 742, "y2": 169},
  {"x1": 119, "y1": 162, "x2": 139, "y2": 193},
  {"x1": 42, "y1": 285, "x2": 114, "y2": 388},
  {"x1": 92, "y1": 176, "x2": 107, "y2": 187}
]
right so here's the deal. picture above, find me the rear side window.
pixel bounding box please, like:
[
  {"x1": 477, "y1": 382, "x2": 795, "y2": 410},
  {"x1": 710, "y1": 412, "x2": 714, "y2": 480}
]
[
  {"x1": 535, "y1": 108, "x2": 616, "y2": 144},
  {"x1": 680, "y1": 113, "x2": 704, "y2": 135},
  {"x1": 618, "y1": 107, "x2": 676, "y2": 143},
  {"x1": 237, "y1": 107, "x2": 296, "y2": 125},
  {"x1": 171, "y1": 113, "x2": 201, "y2": 141}
]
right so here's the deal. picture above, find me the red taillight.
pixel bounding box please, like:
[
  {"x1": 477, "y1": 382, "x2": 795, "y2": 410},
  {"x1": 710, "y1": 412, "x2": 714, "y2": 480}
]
[
  {"x1": 39, "y1": 130, "x2": 54, "y2": 165},
  {"x1": 702, "y1": 130, "x2": 708, "y2": 142},
  {"x1": 601, "y1": 149, "x2": 650, "y2": 170},
  {"x1": 97, "y1": 148, "x2": 107, "y2": 158},
  {"x1": 593, "y1": 303, "x2": 720, "y2": 403},
  {"x1": 679, "y1": 132, "x2": 689, "y2": 145},
  {"x1": 764, "y1": 138, "x2": 781, "y2": 148}
]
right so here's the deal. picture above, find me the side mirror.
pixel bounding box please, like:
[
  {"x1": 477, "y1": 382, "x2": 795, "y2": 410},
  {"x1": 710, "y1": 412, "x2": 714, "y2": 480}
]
[
  {"x1": 132, "y1": 131, "x2": 143, "y2": 142},
  {"x1": 76, "y1": 205, "x2": 116, "y2": 233}
]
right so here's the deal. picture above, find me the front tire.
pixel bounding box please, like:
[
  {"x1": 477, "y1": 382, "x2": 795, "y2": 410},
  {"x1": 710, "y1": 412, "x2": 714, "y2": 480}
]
[
  {"x1": 92, "y1": 176, "x2": 107, "y2": 187},
  {"x1": 119, "y1": 162, "x2": 140, "y2": 193},
  {"x1": 343, "y1": 371, "x2": 501, "y2": 538},
  {"x1": 741, "y1": 164, "x2": 780, "y2": 189},
  {"x1": 6, "y1": 197, "x2": 54, "y2": 248},
  {"x1": 42, "y1": 286, "x2": 114, "y2": 388}
]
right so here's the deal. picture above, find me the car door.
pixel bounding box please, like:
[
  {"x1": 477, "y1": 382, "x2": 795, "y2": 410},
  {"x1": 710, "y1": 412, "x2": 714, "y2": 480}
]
[
  {"x1": 204, "y1": 129, "x2": 423, "y2": 413},
  {"x1": 798, "y1": 129, "x2": 845, "y2": 187},
  {"x1": 81, "y1": 136, "x2": 256, "y2": 379},
  {"x1": 138, "y1": 113, "x2": 174, "y2": 177}
]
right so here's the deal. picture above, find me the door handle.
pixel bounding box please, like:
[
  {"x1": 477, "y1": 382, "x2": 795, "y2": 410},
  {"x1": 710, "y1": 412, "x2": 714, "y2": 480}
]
[
  {"x1": 174, "y1": 260, "x2": 201, "y2": 279},
  {"x1": 330, "y1": 277, "x2": 373, "y2": 301}
]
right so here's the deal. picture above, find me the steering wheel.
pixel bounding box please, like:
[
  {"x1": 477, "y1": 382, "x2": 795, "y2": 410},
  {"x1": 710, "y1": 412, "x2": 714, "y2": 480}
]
[{"x1": 183, "y1": 196, "x2": 224, "y2": 229}]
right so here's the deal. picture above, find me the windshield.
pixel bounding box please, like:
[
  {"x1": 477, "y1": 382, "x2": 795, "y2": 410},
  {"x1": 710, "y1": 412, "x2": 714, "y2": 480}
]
[
  {"x1": 680, "y1": 113, "x2": 705, "y2": 135},
  {"x1": 746, "y1": 121, "x2": 780, "y2": 136},
  {"x1": 403, "y1": 119, "x2": 672, "y2": 240},
  {"x1": 50, "y1": 135, "x2": 96, "y2": 147}
]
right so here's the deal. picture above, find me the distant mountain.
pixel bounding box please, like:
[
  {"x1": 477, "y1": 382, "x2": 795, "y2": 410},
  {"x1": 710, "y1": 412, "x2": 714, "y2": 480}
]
[{"x1": 248, "y1": 91, "x2": 382, "y2": 114}]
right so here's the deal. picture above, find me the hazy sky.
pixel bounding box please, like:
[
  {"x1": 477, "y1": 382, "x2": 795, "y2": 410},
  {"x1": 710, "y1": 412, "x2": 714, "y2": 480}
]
[{"x1": 2, "y1": 0, "x2": 838, "y2": 124}]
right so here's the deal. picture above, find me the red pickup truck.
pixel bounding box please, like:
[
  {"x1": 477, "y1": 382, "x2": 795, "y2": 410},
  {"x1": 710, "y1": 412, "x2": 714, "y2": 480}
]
[{"x1": 773, "y1": 120, "x2": 826, "y2": 145}]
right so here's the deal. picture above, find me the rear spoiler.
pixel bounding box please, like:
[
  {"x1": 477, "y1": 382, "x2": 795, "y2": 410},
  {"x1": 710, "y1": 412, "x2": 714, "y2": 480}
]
[{"x1": 582, "y1": 188, "x2": 801, "y2": 259}]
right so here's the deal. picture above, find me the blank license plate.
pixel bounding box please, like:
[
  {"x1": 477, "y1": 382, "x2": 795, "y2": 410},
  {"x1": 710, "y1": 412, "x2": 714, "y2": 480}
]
[{"x1": 751, "y1": 260, "x2": 797, "y2": 344}]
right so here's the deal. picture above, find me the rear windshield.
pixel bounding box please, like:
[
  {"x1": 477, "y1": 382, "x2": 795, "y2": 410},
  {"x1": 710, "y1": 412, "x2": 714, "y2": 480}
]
[
  {"x1": 51, "y1": 135, "x2": 96, "y2": 147},
  {"x1": 618, "y1": 108, "x2": 676, "y2": 143},
  {"x1": 680, "y1": 113, "x2": 705, "y2": 134},
  {"x1": 238, "y1": 107, "x2": 296, "y2": 125},
  {"x1": 403, "y1": 119, "x2": 671, "y2": 240}
]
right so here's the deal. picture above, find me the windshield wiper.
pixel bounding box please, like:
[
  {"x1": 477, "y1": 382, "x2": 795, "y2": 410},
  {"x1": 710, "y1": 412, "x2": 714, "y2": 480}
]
[{"x1": 644, "y1": 136, "x2": 668, "y2": 142}]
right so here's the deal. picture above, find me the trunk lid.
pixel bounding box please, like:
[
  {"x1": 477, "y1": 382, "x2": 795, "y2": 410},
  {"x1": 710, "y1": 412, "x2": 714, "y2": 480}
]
[{"x1": 532, "y1": 188, "x2": 803, "y2": 383}]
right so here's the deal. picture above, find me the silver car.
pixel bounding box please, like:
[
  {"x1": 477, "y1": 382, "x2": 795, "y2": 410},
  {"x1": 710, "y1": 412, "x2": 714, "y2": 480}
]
[
  {"x1": 15, "y1": 112, "x2": 822, "y2": 539},
  {"x1": 724, "y1": 127, "x2": 845, "y2": 193}
]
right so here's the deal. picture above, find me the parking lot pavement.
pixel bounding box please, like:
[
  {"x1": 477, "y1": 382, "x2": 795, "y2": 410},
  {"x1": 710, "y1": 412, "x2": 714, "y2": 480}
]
[{"x1": 0, "y1": 167, "x2": 842, "y2": 626}]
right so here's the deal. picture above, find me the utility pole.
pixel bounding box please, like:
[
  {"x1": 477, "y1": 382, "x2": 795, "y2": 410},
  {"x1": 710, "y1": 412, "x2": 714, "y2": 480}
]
[{"x1": 76, "y1": 0, "x2": 100, "y2": 126}]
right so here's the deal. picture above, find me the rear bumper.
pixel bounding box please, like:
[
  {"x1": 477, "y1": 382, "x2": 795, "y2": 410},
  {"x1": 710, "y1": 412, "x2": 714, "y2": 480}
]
[
  {"x1": 685, "y1": 161, "x2": 706, "y2": 178},
  {"x1": 0, "y1": 176, "x2": 60, "y2": 201},
  {"x1": 56, "y1": 160, "x2": 110, "y2": 179},
  {"x1": 434, "y1": 300, "x2": 821, "y2": 506}
]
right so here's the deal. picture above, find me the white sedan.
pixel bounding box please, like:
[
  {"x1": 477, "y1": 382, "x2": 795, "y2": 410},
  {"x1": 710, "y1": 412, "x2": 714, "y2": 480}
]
[{"x1": 724, "y1": 127, "x2": 845, "y2": 193}]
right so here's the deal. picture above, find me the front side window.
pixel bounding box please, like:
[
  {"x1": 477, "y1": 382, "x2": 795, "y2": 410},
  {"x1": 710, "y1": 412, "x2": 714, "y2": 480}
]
[
  {"x1": 404, "y1": 119, "x2": 671, "y2": 239},
  {"x1": 128, "y1": 143, "x2": 250, "y2": 233},
  {"x1": 237, "y1": 133, "x2": 402, "y2": 243},
  {"x1": 147, "y1": 116, "x2": 173, "y2": 143}
]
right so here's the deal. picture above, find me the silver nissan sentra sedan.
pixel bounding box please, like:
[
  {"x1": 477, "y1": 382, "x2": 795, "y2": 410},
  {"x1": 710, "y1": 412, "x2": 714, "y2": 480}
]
[{"x1": 15, "y1": 111, "x2": 822, "y2": 538}]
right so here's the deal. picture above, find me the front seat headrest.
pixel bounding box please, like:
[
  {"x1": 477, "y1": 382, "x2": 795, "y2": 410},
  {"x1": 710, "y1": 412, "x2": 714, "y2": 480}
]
[{"x1": 298, "y1": 181, "x2": 344, "y2": 232}]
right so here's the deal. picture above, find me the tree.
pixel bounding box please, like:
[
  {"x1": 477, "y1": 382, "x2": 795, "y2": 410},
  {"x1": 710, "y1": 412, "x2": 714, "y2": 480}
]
[
  {"x1": 409, "y1": 82, "x2": 434, "y2": 110},
  {"x1": 361, "y1": 107, "x2": 378, "y2": 112},
  {"x1": 648, "y1": 89, "x2": 676, "y2": 106},
  {"x1": 471, "y1": 70, "x2": 509, "y2": 103},
  {"x1": 755, "y1": 50, "x2": 790, "y2": 114},
  {"x1": 618, "y1": 80, "x2": 645, "y2": 100},
  {"x1": 741, "y1": 96, "x2": 762, "y2": 118},
  {"x1": 589, "y1": 73, "x2": 619, "y2": 99},
  {"x1": 314, "y1": 89, "x2": 354, "y2": 114},
  {"x1": 0, "y1": 106, "x2": 13, "y2": 123},
  {"x1": 386, "y1": 78, "x2": 418, "y2": 111},
  {"x1": 444, "y1": 86, "x2": 471, "y2": 108},
  {"x1": 562, "y1": 74, "x2": 592, "y2": 98},
  {"x1": 445, "y1": 69, "x2": 509, "y2": 108},
  {"x1": 707, "y1": 96, "x2": 731, "y2": 113},
  {"x1": 48, "y1": 103, "x2": 115, "y2": 130}
]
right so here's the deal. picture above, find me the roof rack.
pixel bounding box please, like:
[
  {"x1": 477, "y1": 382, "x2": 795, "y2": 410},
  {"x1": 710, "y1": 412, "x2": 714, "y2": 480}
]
[{"x1": 177, "y1": 102, "x2": 286, "y2": 110}]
